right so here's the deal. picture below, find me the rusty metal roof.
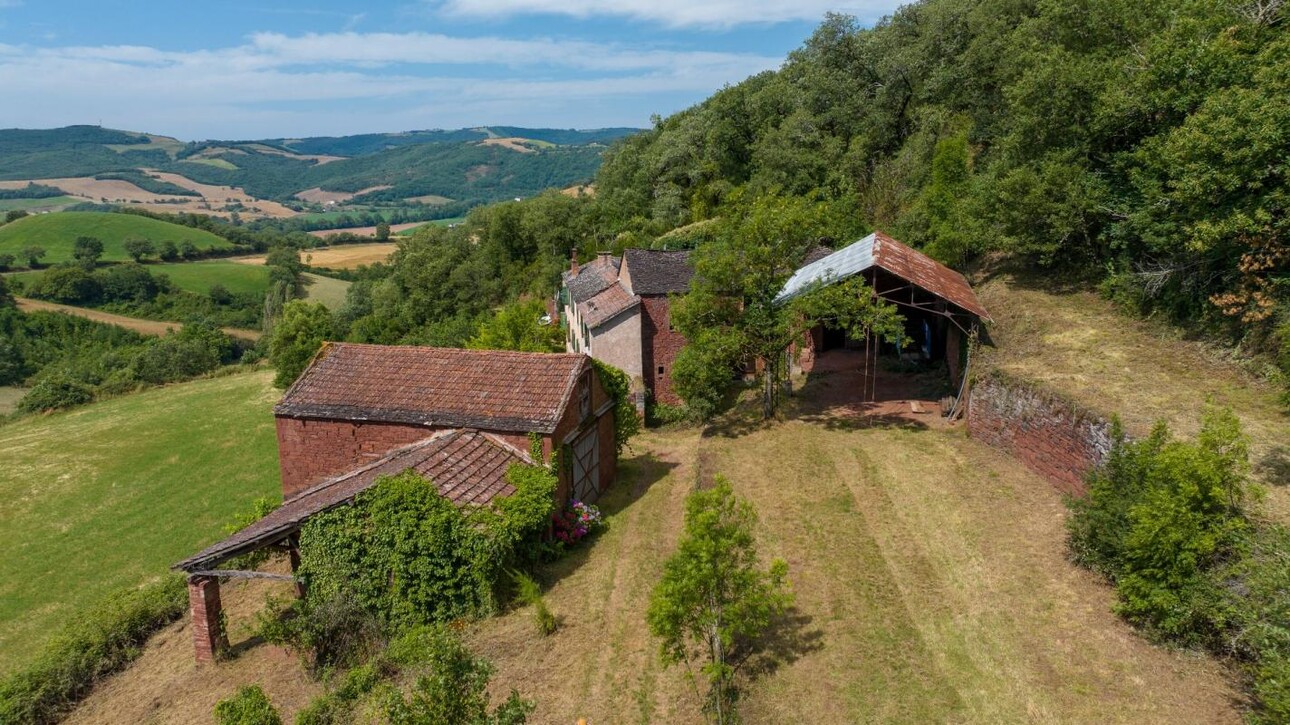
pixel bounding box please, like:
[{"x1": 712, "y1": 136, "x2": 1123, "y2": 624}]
[
  {"x1": 173, "y1": 429, "x2": 531, "y2": 572},
  {"x1": 775, "y1": 231, "x2": 990, "y2": 319},
  {"x1": 275, "y1": 343, "x2": 589, "y2": 434}
]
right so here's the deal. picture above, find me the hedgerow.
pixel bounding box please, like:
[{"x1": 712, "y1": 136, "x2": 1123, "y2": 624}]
[{"x1": 0, "y1": 576, "x2": 187, "y2": 725}]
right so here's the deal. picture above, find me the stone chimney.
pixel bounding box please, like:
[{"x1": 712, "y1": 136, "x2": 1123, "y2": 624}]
[{"x1": 570, "y1": 253, "x2": 579, "y2": 275}]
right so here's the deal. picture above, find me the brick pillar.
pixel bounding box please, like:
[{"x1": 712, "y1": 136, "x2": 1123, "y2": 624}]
[{"x1": 188, "y1": 575, "x2": 227, "y2": 664}]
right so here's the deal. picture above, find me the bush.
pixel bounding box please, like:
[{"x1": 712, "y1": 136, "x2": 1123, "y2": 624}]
[
  {"x1": 94, "y1": 264, "x2": 164, "y2": 303},
  {"x1": 258, "y1": 591, "x2": 385, "y2": 674},
  {"x1": 0, "y1": 577, "x2": 186, "y2": 724},
  {"x1": 26, "y1": 266, "x2": 101, "y2": 304},
  {"x1": 510, "y1": 571, "x2": 556, "y2": 636},
  {"x1": 18, "y1": 373, "x2": 93, "y2": 412},
  {"x1": 385, "y1": 625, "x2": 533, "y2": 725},
  {"x1": 213, "y1": 685, "x2": 282, "y2": 725}
]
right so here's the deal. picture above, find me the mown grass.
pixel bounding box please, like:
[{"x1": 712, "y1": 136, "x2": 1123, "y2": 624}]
[
  {"x1": 0, "y1": 370, "x2": 282, "y2": 676},
  {"x1": 152, "y1": 261, "x2": 271, "y2": 296},
  {"x1": 0, "y1": 212, "x2": 234, "y2": 264},
  {"x1": 301, "y1": 272, "x2": 350, "y2": 309}
]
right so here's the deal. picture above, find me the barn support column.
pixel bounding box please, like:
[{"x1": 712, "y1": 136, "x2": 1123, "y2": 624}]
[{"x1": 187, "y1": 574, "x2": 227, "y2": 664}]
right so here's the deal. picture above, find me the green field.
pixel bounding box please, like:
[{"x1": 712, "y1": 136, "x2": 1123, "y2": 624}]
[
  {"x1": 180, "y1": 157, "x2": 238, "y2": 171},
  {"x1": 301, "y1": 272, "x2": 350, "y2": 309},
  {"x1": 0, "y1": 211, "x2": 236, "y2": 264},
  {"x1": 153, "y1": 261, "x2": 271, "y2": 295},
  {"x1": 0, "y1": 371, "x2": 282, "y2": 675},
  {"x1": 396, "y1": 216, "x2": 464, "y2": 235},
  {"x1": 0, "y1": 196, "x2": 82, "y2": 213}
]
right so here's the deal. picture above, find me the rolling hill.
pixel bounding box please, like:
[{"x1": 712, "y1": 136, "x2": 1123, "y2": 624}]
[
  {"x1": 0, "y1": 126, "x2": 641, "y2": 213},
  {"x1": 0, "y1": 211, "x2": 236, "y2": 263}
]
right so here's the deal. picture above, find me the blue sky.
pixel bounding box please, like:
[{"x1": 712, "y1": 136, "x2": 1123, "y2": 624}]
[{"x1": 0, "y1": 1, "x2": 904, "y2": 140}]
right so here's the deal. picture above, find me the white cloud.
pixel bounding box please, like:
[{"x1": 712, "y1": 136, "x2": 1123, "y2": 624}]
[
  {"x1": 0, "y1": 32, "x2": 782, "y2": 138},
  {"x1": 435, "y1": 0, "x2": 905, "y2": 27}
]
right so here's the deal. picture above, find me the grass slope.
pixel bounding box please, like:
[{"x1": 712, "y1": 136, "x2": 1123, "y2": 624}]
[
  {"x1": 0, "y1": 212, "x2": 235, "y2": 264},
  {"x1": 301, "y1": 272, "x2": 350, "y2": 309},
  {"x1": 0, "y1": 371, "x2": 281, "y2": 675},
  {"x1": 0, "y1": 196, "x2": 82, "y2": 212},
  {"x1": 975, "y1": 271, "x2": 1290, "y2": 523},
  {"x1": 153, "y1": 261, "x2": 271, "y2": 296}
]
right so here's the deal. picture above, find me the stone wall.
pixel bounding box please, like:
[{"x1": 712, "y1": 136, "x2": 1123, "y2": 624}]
[{"x1": 967, "y1": 373, "x2": 1115, "y2": 496}]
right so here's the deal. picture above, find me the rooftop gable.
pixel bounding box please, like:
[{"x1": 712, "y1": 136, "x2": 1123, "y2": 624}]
[
  {"x1": 276, "y1": 343, "x2": 589, "y2": 433},
  {"x1": 622, "y1": 249, "x2": 694, "y2": 295},
  {"x1": 775, "y1": 232, "x2": 990, "y2": 320},
  {"x1": 174, "y1": 429, "x2": 531, "y2": 572},
  {"x1": 563, "y1": 255, "x2": 620, "y2": 303}
]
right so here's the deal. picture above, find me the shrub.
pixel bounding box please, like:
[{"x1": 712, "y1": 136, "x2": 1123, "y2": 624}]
[
  {"x1": 295, "y1": 661, "x2": 388, "y2": 725},
  {"x1": 510, "y1": 571, "x2": 556, "y2": 636},
  {"x1": 551, "y1": 500, "x2": 603, "y2": 546},
  {"x1": 385, "y1": 625, "x2": 533, "y2": 725},
  {"x1": 213, "y1": 685, "x2": 282, "y2": 725},
  {"x1": 1068, "y1": 408, "x2": 1251, "y2": 641},
  {"x1": 18, "y1": 373, "x2": 93, "y2": 412},
  {"x1": 590, "y1": 358, "x2": 640, "y2": 455},
  {"x1": 0, "y1": 577, "x2": 186, "y2": 724},
  {"x1": 94, "y1": 263, "x2": 164, "y2": 303},
  {"x1": 257, "y1": 591, "x2": 384, "y2": 673},
  {"x1": 26, "y1": 266, "x2": 101, "y2": 304},
  {"x1": 0, "y1": 253, "x2": 14, "y2": 271}
]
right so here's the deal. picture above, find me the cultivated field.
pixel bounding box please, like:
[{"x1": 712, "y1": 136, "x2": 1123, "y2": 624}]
[
  {"x1": 0, "y1": 174, "x2": 297, "y2": 220},
  {"x1": 308, "y1": 222, "x2": 426, "y2": 239},
  {"x1": 234, "y1": 243, "x2": 398, "y2": 269},
  {"x1": 976, "y1": 271, "x2": 1290, "y2": 522},
  {"x1": 0, "y1": 211, "x2": 235, "y2": 263},
  {"x1": 301, "y1": 272, "x2": 350, "y2": 309},
  {"x1": 0, "y1": 371, "x2": 282, "y2": 675},
  {"x1": 294, "y1": 185, "x2": 392, "y2": 204}
]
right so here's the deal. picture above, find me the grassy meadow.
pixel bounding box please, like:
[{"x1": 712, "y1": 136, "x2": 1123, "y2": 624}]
[
  {"x1": 153, "y1": 261, "x2": 272, "y2": 296},
  {"x1": 0, "y1": 370, "x2": 282, "y2": 676},
  {"x1": 0, "y1": 211, "x2": 235, "y2": 264},
  {"x1": 0, "y1": 196, "x2": 82, "y2": 213}
]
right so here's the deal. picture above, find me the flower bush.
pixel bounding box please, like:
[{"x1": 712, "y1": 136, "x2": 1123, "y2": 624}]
[{"x1": 552, "y1": 500, "x2": 604, "y2": 546}]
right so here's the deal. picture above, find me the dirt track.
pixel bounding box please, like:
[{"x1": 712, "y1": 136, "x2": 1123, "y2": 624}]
[{"x1": 16, "y1": 298, "x2": 261, "y2": 341}]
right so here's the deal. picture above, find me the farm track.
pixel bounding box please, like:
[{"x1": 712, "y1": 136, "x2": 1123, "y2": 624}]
[{"x1": 16, "y1": 298, "x2": 261, "y2": 341}]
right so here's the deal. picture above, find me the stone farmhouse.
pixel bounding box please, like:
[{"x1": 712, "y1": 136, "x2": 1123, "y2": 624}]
[
  {"x1": 560, "y1": 249, "x2": 694, "y2": 407},
  {"x1": 174, "y1": 343, "x2": 618, "y2": 663}
]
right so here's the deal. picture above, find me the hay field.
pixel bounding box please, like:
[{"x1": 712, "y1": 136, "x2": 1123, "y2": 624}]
[
  {"x1": 234, "y1": 243, "x2": 398, "y2": 269},
  {"x1": 293, "y1": 185, "x2": 391, "y2": 204},
  {"x1": 307, "y1": 222, "x2": 424, "y2": 239},
  {"x1": 0, "y1": 371, "x2": 282, "y2": 675}
]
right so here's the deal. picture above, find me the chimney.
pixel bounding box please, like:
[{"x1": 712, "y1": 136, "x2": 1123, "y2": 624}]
[
  {"x1": 597, "y1": 251, "x2": 612, "y2": 262},
  {"x1": 570, "y1": 252, "x2": 579, "y2": 275}
]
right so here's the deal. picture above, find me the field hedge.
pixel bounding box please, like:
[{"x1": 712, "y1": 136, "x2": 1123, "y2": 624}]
[{"x1": 0, "y1": 576, "x2": 187, "y2": 724}]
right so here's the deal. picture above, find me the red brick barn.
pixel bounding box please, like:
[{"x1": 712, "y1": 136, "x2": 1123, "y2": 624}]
[{"x1": 174, "y1": 344, "x2": 618, "y2": 663}]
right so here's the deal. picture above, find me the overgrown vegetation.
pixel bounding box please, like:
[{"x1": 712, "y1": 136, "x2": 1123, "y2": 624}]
[
  {"x1": 1068, "y1": 407, "x2": 1289, "y2": 720},
  {"x1": 0, "y1": 576, "x2": 187, "y2": 725},
  {"x1": 213, "y1": 684, "x2": 283, "y2": 725},
  {"x1": 647, "y1": 477, "x2": 793, "y2": 723}
]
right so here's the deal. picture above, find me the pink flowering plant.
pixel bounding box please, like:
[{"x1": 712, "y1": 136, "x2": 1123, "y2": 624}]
[{"x1": 552, "y1": 500, "x2": 604, "y2": 546}]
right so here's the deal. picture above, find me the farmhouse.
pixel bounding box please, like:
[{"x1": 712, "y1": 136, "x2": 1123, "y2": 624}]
[
  {"x1": 174, "y1": 343, "x2": 617, "y2": 663},
  {"x1": 560, "y1": 249, "x2": 694, "y2": 406},
  {"x1": 778, "y1": 231, "x2": 990, "y2": 395}
]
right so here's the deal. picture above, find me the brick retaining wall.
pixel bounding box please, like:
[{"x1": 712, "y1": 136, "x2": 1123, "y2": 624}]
[{"x1": 967, "y1": 373, "x2": 1114, "y2": 496}]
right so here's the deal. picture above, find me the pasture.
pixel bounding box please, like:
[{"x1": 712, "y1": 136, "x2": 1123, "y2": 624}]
[
  {"x1": 235, "y1": 242, "x2": 398, "y2": 269},
  {"x1": 153, "y1": 261, "x2": 271, "y2": 296},
  {"x1": 0, "y1": 371, "x2": 282, "y2": 676},
  {"x1": 0, "y1": 211, "x2": 235, "y2": 264},
  {"x1": 301, "y1": 272, "x2": 350, "y2": 309},
  {"x1": 0, "y1": 196, "x2": 82, "y2": 212}
]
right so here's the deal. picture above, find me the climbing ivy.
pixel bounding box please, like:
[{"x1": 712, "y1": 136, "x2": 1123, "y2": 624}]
[
  {"x1": 591, "y1": 358, "x2": 640, "y2": 456},
  {"x1": 296, "y1": 464, "x2": 556, "y2": 629}
]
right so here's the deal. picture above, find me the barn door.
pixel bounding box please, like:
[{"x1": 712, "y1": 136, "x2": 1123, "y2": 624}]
[{"x1": 572, "y1": 428, "x2": 600, "y2": 502}]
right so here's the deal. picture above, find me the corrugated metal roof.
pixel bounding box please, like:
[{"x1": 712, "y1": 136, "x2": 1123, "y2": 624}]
[{"x1": 775, "y1": 232, "x2": 989, "y2": 320}]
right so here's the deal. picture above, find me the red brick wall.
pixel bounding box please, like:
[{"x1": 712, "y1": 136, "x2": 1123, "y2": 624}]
[
  {"x1": 188, "y1": 575, "x2": 226, "y2": 664},
  {"x1": 640, "y1": 295, "x2": 688, "y2": 405},
  {"x1": 276, "y1": 418, "x2": 440, "y2": 498},
  {"x1": 967, "y1": 374, "x2": 1114, "y2": 496}
]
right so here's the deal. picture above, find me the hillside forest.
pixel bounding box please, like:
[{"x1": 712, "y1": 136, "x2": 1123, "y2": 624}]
[{"x1": 310, "y1": 0, "x2": 1287, "y2": 406}]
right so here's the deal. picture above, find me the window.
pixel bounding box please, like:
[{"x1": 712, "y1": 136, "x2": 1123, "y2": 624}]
[{"x1": 657, "y1": 366, "x2": 665, "y2": 377}]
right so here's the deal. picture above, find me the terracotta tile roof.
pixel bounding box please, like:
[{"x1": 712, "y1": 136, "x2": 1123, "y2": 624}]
[
  {"x1": 276, "y1": 343, "x2": 589, "y2": 433},
  {"x1": 173, "y1": 430, "x2": 531, "y2": 572},
  {"x1": 563, "y1": 255, "x2": 620, "y2": 303},
  {"x1": 623, "y1": 249, "x2": 693, "y2": 295},
  {"x1": 579, "y1": 281, "x2": 640, "y2": 329}
]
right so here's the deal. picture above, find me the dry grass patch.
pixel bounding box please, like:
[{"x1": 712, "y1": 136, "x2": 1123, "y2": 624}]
[
  {"x1": 975, "y1": 272, "x2": 1290, "y2": 522},
  {"x1": 235, "y1": 243, "x2": 399, "y2": 269},
  {"x1": 64, "y1": 562, "x2": 323, "y2": 725}
]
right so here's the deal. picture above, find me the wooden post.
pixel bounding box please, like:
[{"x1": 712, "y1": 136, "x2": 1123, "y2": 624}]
[{"x1": 287, "y1": 535, "x2": 306, "y2": 599}]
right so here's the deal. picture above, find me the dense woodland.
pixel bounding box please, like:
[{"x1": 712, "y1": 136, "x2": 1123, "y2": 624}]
[{"x1": 322, "y1": 0, "x2": 1287, "y2": 402}]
